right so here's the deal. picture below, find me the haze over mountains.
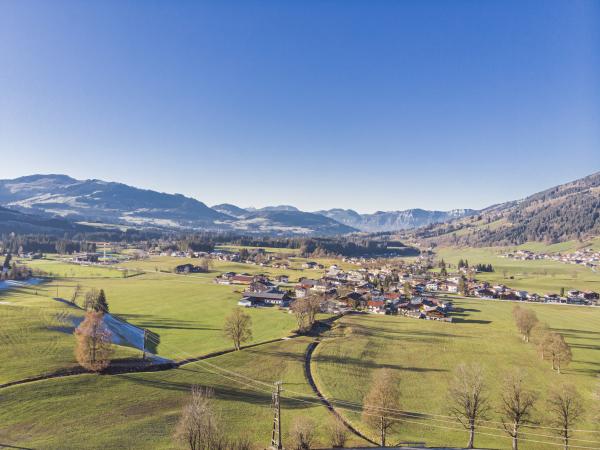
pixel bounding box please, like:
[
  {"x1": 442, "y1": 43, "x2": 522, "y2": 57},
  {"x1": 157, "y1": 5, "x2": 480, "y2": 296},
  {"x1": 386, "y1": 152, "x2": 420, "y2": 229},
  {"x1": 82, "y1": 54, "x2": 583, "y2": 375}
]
[{"x1": 0, "y1": 173, "x2": 598, "y2": 244}]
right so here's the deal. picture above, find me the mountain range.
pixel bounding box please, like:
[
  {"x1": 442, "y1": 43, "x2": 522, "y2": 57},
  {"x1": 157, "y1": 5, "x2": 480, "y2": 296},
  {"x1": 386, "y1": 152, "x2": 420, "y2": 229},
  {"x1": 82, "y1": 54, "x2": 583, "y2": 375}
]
[
  {"x1": 409, "y1": 171, "x2": 600, "y2": 246},
  {"x1": 0, "y1": 173, "x2": 598, "y2": 244}
]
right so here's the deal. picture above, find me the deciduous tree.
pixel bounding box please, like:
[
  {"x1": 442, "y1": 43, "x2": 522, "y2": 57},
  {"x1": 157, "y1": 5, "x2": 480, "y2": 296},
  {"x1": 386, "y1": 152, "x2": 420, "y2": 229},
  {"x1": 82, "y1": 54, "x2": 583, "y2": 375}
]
[
  {"x1": 362, "y1": 368, "x2": 401, "y2": 447},
  {"x1": 500, "y1": 370, "x2": 537, "y2": 450},
  {"x1": 223, "y1": 308, "x2": 252, "y2": 351},
  {"x1": 547, "y1": 383, "x2": 584, "y2": 450},
  {"x1": 447, "y1": 363, "x2": 490, "y2": 449},
  {"x1": 289, "y1": 416, "x2": 317, "y2": 450},
  {"x1": 74, "y1": 311, "x2": 113, "y2": 372},
  {"x1": 174, "y1": 386, "x2": 222, "y2": 450}
]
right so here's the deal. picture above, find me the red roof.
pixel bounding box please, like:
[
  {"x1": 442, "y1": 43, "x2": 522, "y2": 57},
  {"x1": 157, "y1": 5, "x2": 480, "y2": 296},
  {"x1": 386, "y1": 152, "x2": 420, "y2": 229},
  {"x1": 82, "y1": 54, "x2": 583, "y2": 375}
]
[{"x1": 368, "y1": 300, "x2": 385, "y2": 308}]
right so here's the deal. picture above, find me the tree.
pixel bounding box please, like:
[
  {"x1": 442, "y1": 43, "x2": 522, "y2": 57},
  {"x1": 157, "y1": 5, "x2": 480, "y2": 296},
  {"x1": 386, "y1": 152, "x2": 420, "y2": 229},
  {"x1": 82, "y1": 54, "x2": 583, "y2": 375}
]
[
  {"x1": 288, "y1": 416, "x2": 317, "y2": 450},
  {"x1": 362, "y1": 368, "x2": 401, "y2": 446},
  {"x1": 547, "y1": 383, "x2": 584, "y2": 450},
  {"x1": 83, "y1": 288, "x2": 109, "y2": 313},
  {"x1": 174, "y1": 386, "x2": 222, "y2": 450},
  {"x1": 532, "y1": 322, "x2": 551, "y2": 360},
  {"x1": 71, "y1": 283, "x2": 82, "y2": 306},
  {"x1": 447, "y1": 363, "x2": 490, "y2": 449},
  {"x1": 500, "y1": 370, "x2": 537, "y2": 450},
  {"x1": 439, "y1": 259, "x2": 448, "y2": 277},
  {"x1": 402, "y1": 281, "x2": 412, "y2": 298},
  {"x1": 222, "y1": 308, "x2": 252, "y2": 351},
  {"x1": 514, "y1": 308, "x2": 538, "y2": 342},
  {"x1": 549, "y1": 333, "x2": 572, "y2": 374},
  {"x1": 458, "y1": 276, "x2": 469, "y2": 296},
  {"x1": 291, "y1": 295, "x2": 321, "y2": 333},
  {"x1": 74, "y1": 311, "x2": 113, "y2": 372},
  {"x1": 327, "y1": 416, "x2": 349, "y2": 448}
]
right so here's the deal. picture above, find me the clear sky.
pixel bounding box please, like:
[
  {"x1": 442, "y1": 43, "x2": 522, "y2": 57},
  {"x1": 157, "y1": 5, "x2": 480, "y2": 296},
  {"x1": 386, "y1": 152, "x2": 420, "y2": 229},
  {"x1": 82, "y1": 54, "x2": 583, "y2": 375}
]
[{"x1": 1, "y1": 0, "x2": 598, "y2": 213}]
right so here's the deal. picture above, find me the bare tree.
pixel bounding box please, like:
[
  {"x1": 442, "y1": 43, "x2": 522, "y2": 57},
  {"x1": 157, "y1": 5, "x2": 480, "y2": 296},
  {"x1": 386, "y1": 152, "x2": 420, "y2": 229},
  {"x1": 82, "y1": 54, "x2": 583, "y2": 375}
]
[
  {"x1": 499, "y1": 370, "x2": 537, "y2": 450},
  {"x1": 291, "y1": 297, "x2": 310, "y2": 333},
  {"x1": 306, "y1": 294, "x2": 322, "y2": 328},
  {"x1": 288, "y1": 416, "x2": 317, "y2": 450},
  {"x1": 532, "y1": 322, "x2": 551, "y2": 360},
  {"x1": 447, "y1": 363, "x2": 490, "y2": 449},
  {"x1": 514, "y1": 308, "x2": 538, "y2": 342},
  {"x1": 71, "y1": 283, "x2": 82, "y2": 306},
  {"x1": 223, "y1": 308, "x2": 252, "y2": 351},
  {"x1": 174, "y1": 386, "x2": 222, "y2": 450},
  {"x1": 362, "y1": 368, "x2": 401, "y2": 446},
  {"x1": 74, "y1": 311, "x2": 113, "y2": 372},
  {"x1": 546, "y1": 332, "x2": 572, "y2": 373},
  {"x1": 547, "y1": 383, "x2": 584, "y2": 450},
  {"x1": 327, "y1": 416, "x2": 349, "y2": 448}
]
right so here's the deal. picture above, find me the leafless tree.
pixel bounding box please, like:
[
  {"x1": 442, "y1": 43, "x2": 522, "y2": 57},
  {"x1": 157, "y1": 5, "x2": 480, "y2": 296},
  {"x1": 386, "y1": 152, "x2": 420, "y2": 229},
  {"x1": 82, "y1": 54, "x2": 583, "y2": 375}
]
[
  {"x1": 514, "y1": 307, "x2": 538, "y2": 342},
  {"x1": 291, "y1": 297, "x2": 311, "y2": 332},
  {"x1": 327, "y1": 416, "x2": 349, "y2": 448},
  {"x1": 174, "y1": 386, "x2": 222, "y2": 450},
  {"x1": 547, "y1": 383, "x2": 584, "y2": 450},
  {"x1": 71, "y1": 283, "x2": 82, "y2": 306},
  {"x1": 362, "y1": 368, "x2": 401, "y2": 446},
  {"x1": 532, "y1": 322, "x2": 551, "y2": 360},
  {"x1": 74, "y1": 311, "x2": 113, "y2": 372},
  {"x1": 288, "y1": 416, "x2": 317, "y2": 450},
  {"x1": 447, "y1": 363, "x2": 490, "y2": 449},
  {"x1": 499, "y1": 370, "x2": 537, "y2": 450},
  {"x1": 223, "y1": 308, "x2": 252, "y2": 350}
]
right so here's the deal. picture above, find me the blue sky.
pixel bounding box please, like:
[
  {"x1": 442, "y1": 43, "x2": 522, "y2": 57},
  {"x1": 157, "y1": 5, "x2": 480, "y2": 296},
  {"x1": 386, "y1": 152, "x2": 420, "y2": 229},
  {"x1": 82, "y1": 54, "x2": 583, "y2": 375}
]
[{"x1": 1, "y1": 0, "x2": 598, "y2": 213}]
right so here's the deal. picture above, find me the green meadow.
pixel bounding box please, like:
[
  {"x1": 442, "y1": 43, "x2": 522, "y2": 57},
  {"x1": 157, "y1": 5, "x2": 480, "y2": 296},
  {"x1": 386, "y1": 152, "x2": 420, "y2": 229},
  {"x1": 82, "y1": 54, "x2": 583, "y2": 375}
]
[
  {"x1": 436, "y1": 246, "x2": 600, "y2": 294},
  {"x1": 4, "y1": 252, "x2": 600, "y2": 449},
  {"x1": 313, "y1": 299, "x2": 600, "y2": 450}
]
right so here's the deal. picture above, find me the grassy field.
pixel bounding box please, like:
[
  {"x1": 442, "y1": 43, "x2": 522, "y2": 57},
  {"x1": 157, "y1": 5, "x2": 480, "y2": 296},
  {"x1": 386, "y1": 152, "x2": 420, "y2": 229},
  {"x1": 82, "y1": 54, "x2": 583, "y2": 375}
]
[
  {"x1": 313, "y1": 300, "x2": 600, "y2": 450},
  {"x1": 436, "y1": 247, "x2": 600, "y2": 294},
  {"x1": 0, "y1": 336, "x2": 368, "y2": 449}
]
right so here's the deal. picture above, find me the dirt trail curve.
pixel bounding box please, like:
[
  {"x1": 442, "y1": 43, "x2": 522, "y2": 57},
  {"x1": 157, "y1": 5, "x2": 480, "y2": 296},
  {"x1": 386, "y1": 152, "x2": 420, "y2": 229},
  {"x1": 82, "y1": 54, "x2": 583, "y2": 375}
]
[{"x1": 303, "y1": 322, "x2": 378, "y2": 446}]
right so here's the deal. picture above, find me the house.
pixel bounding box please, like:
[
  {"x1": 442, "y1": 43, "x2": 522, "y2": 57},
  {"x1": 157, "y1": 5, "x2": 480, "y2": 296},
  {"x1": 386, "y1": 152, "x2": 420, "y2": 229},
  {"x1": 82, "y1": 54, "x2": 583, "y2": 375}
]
[
  {"x1": 367, "y1": 300, "x2": 386, "y2": 314},
  {"x1": 302, "y1": 261, "x2": 318, "y2": 269},
  {"x1": 174, "y1": 263, "x2": 204, "y2": 274},
  {"x1": 241, "y1": 289, "x2": 291, "y2": 307},
  {"x1": 295, "y1": 287, "x2": 308, "y2": 298},
  {"x1": 425, "y1": 281, "x2": 440, "y2": 292},
  {"x1": 230, "y1": 274, "x2": 255, "y2": 285},
  {"x1": 72, "y1": 253, "x2": 99, "y2": 263},
  {"x1": 276, "y1": 275, "x2": 289, "y2": 284}
]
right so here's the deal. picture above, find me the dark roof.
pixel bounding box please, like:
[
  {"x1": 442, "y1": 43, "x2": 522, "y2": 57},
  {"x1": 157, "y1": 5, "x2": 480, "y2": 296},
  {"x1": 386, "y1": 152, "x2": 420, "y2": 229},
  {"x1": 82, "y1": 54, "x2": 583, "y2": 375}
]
[{"x1": 243, "y1": 290, "x2": 289, "y2": 300}]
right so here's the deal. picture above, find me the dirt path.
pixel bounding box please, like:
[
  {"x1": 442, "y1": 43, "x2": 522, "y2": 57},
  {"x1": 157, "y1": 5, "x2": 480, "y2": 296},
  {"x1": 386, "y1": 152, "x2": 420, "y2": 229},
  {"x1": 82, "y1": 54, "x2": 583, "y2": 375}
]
[{"x1": 304, "y1": 338, "x2": 378, "y2": 446}]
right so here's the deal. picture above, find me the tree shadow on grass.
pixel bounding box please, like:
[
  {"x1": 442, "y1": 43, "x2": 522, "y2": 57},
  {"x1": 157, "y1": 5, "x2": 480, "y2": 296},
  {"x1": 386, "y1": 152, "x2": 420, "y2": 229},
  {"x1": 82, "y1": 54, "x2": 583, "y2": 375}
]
[
  {"x1": 450, "y1": 318, "x2": 492, "y2": 324},
  {"x1": 118, "y1": 371, "x2": 315, "y2": 410},
  {"x1": 118, "y1": 313, "x2": 220, "y2": 331}
]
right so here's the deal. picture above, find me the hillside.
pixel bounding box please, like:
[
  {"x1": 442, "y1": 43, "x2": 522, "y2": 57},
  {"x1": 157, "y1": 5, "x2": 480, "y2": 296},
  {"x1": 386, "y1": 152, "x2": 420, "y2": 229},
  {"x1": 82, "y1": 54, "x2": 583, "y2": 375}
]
[
  {"x1": 0, "y1": 175, "x2": 355, "y2": 236},
  {"x1": 0, "y1": 205, "x2": 97, "y2": 235},
  {"x1": 410, "y1": 172, "x2": 600, "y2": 247},
  {"x1": 316, "y1": 208, "x2": 477, "y2": 232}
]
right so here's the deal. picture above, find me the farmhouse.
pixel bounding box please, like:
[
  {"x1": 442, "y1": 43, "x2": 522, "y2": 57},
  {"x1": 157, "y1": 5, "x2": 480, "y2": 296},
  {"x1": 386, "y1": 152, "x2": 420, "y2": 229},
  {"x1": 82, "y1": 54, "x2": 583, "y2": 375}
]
[
  {"x1": 174, "y1": 263, "x2": 204, "y2": 274},
  {"x1": 239, "y1": 288, "x2": 291, "y2": 307}
]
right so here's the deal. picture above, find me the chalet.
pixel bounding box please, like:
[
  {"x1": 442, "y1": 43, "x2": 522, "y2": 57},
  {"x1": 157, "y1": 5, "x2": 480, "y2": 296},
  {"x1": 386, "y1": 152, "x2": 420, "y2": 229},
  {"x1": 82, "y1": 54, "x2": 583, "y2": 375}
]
[
  {"x1": 367, "y1": 300, "x2": 386, "y2": 314},
  {"x1": 174, "y1": 263, "x2": 204, "y2": 274},
  {"x1": 240, "y1": 289, "x2": 291, "y2": 307},
  {"x1": 295, "y1": 287, "x2": 308, "y2": 298},
  {"x1": 72, "y1": 253, "x2": 99, "y2": 263},
  {"x1": 425, "y1": 281, "x2": 440, "y2": 292},
  {"x1": 276, "y1": 275, "x2": 289, "y2": 283},
  {"x1": 302, "y1": 261, "x2": 319, "y2": 269},
  {"x1": 230, "y1": 274, "x2": 255, "y2": 285}
]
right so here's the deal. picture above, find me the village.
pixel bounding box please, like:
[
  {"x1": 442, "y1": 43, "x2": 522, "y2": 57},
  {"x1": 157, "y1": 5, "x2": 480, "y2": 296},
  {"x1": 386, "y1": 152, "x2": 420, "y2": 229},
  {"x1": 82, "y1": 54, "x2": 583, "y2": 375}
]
[{"x1": 502, "y1": 248, "x2": 600, "y2": 271}]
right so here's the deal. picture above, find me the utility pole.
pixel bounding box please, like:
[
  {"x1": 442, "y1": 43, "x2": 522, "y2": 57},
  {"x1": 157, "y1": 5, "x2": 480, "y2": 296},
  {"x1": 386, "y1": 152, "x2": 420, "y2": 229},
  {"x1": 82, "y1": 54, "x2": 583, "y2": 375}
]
[{"x1": 269, "y1": 381, "x2": 283, "y2": 450}]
